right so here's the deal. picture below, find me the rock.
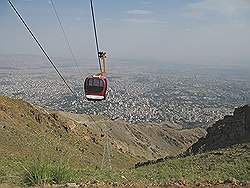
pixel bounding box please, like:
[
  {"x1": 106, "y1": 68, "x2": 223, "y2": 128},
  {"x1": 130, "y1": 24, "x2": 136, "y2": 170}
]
[
  {"x1": 52, "y1": 113, "x2": 59, "y2": 120},
  {"x1": 216, "y1": 180, "x2": 224, "y2": 184},
  {"x1": 68, "y1": 120, "x2": 77, "y2": 130},
  {"x1": 65, "y1": 183, "x2": 78, "y2": 188},
  {"x1": 90, "y1": 180, "x2": 99, "y2": 184},
  {"x1": 195, "y1": 182, "x2": 202, "y2": 186},
  {"x1": 174, "y1": 179, "x2": 187, "y2": 186},
  {"x1": 112, "y1": 182, "x2": 118, "y2": 186},
  {"x1": 187, "y1": 105, "x2": 250, "y2": 154},
  {"x1": 224, "y1": 177, "x2": 238, "y2": 185},
  {"x1": 241, "y1": 181, "x2": 250, "y2": 186},
  {"x1": 82, "y1": 123, "x2": 88, "y2": 127}
]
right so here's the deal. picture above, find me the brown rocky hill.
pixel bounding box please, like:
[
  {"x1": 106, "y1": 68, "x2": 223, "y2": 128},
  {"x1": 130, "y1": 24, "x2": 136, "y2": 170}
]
[
  {"x1": 0, "y1": 96, "x2": 205, "y2": 169},
  {"x1": 59, "y1": 111, "x2": 205, "y2": 160},
  {"x1": 0, "y1": 96, "x2": 136, "y2": 169},
  {"x1": 187, "y1": 105, "x2": 250, "y2": 154}
]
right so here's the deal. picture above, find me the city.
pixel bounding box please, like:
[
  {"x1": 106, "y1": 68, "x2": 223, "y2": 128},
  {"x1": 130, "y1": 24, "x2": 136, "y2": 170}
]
[{"x1": 1, "y1": 55, "x2": 249, "y2": 128}]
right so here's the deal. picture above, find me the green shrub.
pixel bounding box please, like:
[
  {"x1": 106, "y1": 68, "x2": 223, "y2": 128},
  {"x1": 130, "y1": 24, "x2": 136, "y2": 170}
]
[
  {"x1": 21, "y1": 161, "x2": 52, "y2": 185},
  {"x1": 21, "y1": 160, "x2": 75, "y2": 185},
  {"x1": 51, "y1": 164, "x2": 74, "y2": 184}
]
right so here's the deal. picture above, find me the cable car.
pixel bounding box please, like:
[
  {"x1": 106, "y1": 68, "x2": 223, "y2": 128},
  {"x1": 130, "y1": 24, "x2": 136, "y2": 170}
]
[
  {"x1": 84, "y1": 74, "x2": 108, "y2": 101},
  {"x1": 84, "y1": 52, "x2": 108, "y2": 101},
  {"x1": 9, "y1": 0, "x2": 110, "y2": 102},
  {"x1": 84, "y1": 0, "x2": 109, "y2": 102}
]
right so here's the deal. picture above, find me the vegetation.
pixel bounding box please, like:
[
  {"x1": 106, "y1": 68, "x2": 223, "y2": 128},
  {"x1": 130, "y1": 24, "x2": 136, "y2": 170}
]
[
  {"x1": 0, "y1": 143, "x2": 249, "y2": 186},
  {"x1": 125, "y1": 144, "x2": 250, "y2": 184},
  {"x1": 0, "y1": 96, "x2": 249, "y2": 186},
  {"x1": 21, "y1": 161, "x2": 76, "y2": 185},
  {"x1": 0, "y1": 95, "x2": 138, "y2": 171},
  {"x1": 0, "y1": 95, "x2": 206, "y2": 180}
]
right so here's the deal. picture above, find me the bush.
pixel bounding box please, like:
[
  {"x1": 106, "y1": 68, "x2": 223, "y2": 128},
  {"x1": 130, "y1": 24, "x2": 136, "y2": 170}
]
[
  {"x1": 21, "y1": 160, "x2": 75, "y2": 185},
  {"x1": 22, "y1": 161, "x2": 52, "y2": 185},
  {"x1": 51, "y1": 164, "x2": 74, "y2": 184}
]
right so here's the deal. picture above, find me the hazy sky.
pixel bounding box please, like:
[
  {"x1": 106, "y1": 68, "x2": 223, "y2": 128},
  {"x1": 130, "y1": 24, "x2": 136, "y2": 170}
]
[{"x1": 0, "y1": 0, "x2": 250, "y2": 66}]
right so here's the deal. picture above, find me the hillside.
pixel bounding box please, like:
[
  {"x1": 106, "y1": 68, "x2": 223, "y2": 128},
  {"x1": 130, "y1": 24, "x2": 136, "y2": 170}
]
[
  {"x1": 187, "y1": 105, "x2": 250, "y2": 154},
  {"x1": 0, "y1": 96, "x2": 204, "y2": 170},
  {"x1": 1, "y1": 143, "x2": 249, "y2": 187},
  {"x1": 58, "y1": 111, "x2": 205, "y2": 160},
  {"x1": 0, "y1": 96, "x2": 136, "y2": 170},
  {"x1": 0, "y1": 96, "x2": 249, "y2": 187},
  {"x1": 120, "y1": 143, "x2": 250, "y2": 187}
]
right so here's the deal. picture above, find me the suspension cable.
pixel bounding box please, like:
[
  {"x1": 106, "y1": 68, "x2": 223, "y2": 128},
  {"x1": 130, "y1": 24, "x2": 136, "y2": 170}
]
[
  {"x1": 89, "y1": 0, "x2": 102, "y2": 73},
  {"x1": 8, "y1": 0, "x2": 108, "y2": 138},
  {"x1": 50, "y1": 0, "x2": 82, "y2": 77},
  {"x1": 8, "y1": 0, "x2": 78, "y2": 99}
]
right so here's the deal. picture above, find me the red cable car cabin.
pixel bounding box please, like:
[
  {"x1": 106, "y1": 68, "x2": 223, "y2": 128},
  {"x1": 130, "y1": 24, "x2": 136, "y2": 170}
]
[{"x1": 84, "y1": 75, "x2": 108, "y2": 101}]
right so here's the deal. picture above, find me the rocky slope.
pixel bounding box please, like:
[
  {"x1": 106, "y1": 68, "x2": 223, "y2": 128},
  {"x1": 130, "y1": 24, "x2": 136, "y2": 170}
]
[
  {"x1": 187, "y1": 105, "x2": 250, "y2": 154},
  {"x1": 1, "y1": 96, "x2": 249, "y2": 187},
  {"x1": 0, "y1": 96, "x2": 205, "y2": 169},
  {"x1": 0, "y1": 96, "x2": 136, "y2": 169},
  {"x1": 59, "y1": 111, "x2": 205, "y2": 160}
]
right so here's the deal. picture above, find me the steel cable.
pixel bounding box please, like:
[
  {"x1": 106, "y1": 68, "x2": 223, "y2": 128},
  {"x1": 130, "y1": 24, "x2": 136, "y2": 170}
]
[
  {"x1": 50, "y1": 0, "x2": 82, "y2": 78},
  {"x1": 8, "y1": 0, "x2": 78, "y2": 100},
  {"x1": 90, "y1": 0, "x2": 102, "y2": 73}
]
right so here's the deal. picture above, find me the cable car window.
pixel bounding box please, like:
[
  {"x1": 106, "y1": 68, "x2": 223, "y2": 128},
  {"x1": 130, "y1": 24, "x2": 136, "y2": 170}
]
[
  {"x1": 88, "y1": 79, "x2": 94, "y2": 86},
  {"x1": 87, "y1": 78, "x2": 104, "y2": 92},
  {"x1": 93, "y1": 79, "x2": 100, "y2": 86},
  {"x1": 99, "y1": 80, "x2": 103, "y2": 87}
]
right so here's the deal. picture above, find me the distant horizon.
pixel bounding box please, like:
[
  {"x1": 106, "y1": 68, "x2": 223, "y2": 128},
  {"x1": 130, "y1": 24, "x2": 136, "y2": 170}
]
[{"x1": 0, "y1": 53, "x2": 249, "y2": 69}]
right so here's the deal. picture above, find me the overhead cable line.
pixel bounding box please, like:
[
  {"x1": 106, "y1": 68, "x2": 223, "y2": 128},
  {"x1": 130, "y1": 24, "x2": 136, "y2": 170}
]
[
  {"x1": 50, "y1": 0, "x2": 82, "y2": 77},
  {"x1": 9, "y1": 0, "x2": 104, "y2": 141},
  {"x1": 90, "y1": 0, "x2": 102, "y2": 73},
  {"x1": 8, "y1": 0, "x2": 78, "y2": 99}
]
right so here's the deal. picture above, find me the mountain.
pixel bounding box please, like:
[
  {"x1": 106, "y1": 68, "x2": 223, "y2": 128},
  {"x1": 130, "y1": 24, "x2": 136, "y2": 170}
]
[
  {"x1": 125, "y1": 105, "x2": 250, "y2": 187},
  {"x1": 0, "y1": 95, "x2": 137, "y2": 170},
  {"x1": 0, "y1": 96, "x2": 205, "y2": 169},
  {"x1": 187, "y1": 105, "x2": 250, "y2": 154},
  {"x1": 58, "y1": 111, "x2": 206, "y2": 160},
  {"x1": 127, "y1": 143, "x2": 250, "y2": 187},
  {"x1": 0, "y1": 96, "x2": 249, "y2": 187}
]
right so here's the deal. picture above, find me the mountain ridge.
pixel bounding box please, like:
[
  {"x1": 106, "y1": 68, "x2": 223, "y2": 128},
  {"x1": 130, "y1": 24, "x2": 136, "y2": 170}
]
[
  {"x1": 0, "y1": 96, "x2": 249, "y2": 187},
  {"x1": 0, "y1": 95, "x2": 205, "y2": 169},
  {"x1": 133, "y1": 104, "x2": 250, "y2": 168},
  {"x1": 187, "y1": 104, "x2": 250, "y2": 155}
]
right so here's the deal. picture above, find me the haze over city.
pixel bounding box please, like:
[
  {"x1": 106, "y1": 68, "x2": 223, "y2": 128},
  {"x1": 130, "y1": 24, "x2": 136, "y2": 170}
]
[{"x1": 0, "y1": 0, "x2": 250, "y2": 67}]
